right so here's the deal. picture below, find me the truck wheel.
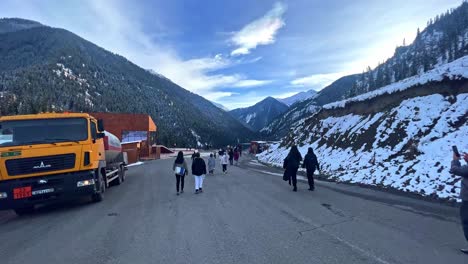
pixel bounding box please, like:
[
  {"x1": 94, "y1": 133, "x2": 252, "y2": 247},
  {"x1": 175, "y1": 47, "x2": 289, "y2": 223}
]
[
  {"x1": 92, "y1": 172, "x2": 105, "y2": 203},
  {"x1": 14, "y1": 206, "x2": 34, "y2": 216}
]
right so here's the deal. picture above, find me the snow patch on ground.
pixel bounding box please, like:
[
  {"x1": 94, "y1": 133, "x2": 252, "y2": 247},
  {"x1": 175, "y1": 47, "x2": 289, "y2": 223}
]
[{"x1": 127, "y1": 161, "x2": 144, "y2": 167}]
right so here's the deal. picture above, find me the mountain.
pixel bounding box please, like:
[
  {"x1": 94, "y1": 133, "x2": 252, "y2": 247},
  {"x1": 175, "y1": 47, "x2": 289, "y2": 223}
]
[
  {"x1": 211, "y1": 101, "x2": 230, "y2": 111},
  {"x1": 277, "y1": 89, "x2": 317, "y2": 106},
  {"x1": 0, "y1": 18, "x2": 255, "y2": 147},
  {"x1": 258, "y1": 56, "x2": 468, "y2": 200},
  {"x1": 261, "y1": 75, "x2": 358, "y2": 138},
  {"x1": 263, "y1": 2, "x2": 468, "y2": 140},
  {"x1": 229, "y1": 97, "x2": 289, "y2": 131}
]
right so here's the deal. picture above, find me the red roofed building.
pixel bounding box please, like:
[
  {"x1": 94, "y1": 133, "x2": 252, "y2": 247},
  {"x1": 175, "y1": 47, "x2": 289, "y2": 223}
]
[{"x1": 90, "y1": 113, "x2": 157, "y2": 161}]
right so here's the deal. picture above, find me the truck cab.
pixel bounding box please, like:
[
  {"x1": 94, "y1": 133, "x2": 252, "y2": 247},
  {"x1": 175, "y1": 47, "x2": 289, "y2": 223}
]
[{"x1": 0, "y1": 113, "x2": 123, "y2": 215}]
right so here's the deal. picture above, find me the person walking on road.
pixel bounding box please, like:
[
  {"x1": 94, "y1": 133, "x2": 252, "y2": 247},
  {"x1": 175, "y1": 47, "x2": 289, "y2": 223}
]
[
  {"x1": 234, "y1": 148, "x2": 240, "y2": 166},
  {"x1": 173, "y1": 151, "x2": 188, "y2": 195},
  {"x1": 192, "y1": 152, "x2": 207, "y2": 194},
  {"x1": 283, "y1": 145, "x2": 303, "y2": 192},
  {"x1": 208, "y1": 153, "x2": 216, "y2": 174},
  {"x1": 450, "y1": 152, "x2": 468, "y2": 254},
  {"x1": 221, "y1": 152, "x2": 229, "y2": 174},
  {"x1": 228, "y1": 148, "x2": 234, "y2": 165},
  {"x1": 302, "y1": 147, "x2": 320, "y2": 191}
]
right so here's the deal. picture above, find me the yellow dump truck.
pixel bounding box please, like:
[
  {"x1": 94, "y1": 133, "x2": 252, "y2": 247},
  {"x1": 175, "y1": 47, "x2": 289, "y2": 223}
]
[{"x1": 0, "y1": 113, "x2": 127, "y2": 215}]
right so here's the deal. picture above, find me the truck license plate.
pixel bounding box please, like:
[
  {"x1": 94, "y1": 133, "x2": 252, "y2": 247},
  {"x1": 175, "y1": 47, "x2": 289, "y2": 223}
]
[
  {"x1": 13, "y1": 186, "x2": 32, "y2": 199},
  {"x1": 32, "y1": 188, "x2": 54, "y2": 196}
]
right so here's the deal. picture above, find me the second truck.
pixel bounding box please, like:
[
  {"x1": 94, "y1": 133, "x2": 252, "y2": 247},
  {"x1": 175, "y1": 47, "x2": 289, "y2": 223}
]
[{"x1": 0, "y1": 113, "x2": 127, "y2": 215}]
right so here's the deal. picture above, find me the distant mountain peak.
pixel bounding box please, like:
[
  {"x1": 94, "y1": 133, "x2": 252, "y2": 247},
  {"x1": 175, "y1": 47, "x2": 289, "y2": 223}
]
[
  {"x1": 277, "y1": 90, "x2": 317, "y2": 106},
  {"x1": 229, "y1": 97, "x2": 289, "y2": 131}
]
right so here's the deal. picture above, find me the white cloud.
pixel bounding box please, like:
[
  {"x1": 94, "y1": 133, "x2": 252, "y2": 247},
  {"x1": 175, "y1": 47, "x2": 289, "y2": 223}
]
[
  {"x1": 290, "y1": 72, "x2": 345, "y2": 90},
  {"x1": 232, "y1": 79, "x2": 273, "y2": 88},
  {"x1": 203, "y1": 92, "x2": 236, "y2": 101},
  {"x1": 230, "y1": 2, "x2": 286, "y2": 56}
]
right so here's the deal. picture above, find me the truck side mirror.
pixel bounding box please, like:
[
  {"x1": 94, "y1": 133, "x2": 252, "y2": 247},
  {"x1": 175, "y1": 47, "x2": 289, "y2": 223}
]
[
  {"x1": 97, "y1": 119, "x2": 104, "y2": 132},
  {"x1": 97, "y1": 132, "x2": 105, "y2": 139}
]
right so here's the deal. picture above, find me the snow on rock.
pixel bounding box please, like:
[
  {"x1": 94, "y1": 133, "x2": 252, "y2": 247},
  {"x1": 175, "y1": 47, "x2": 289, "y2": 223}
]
[
  {"x1": 324, "y1": 55, "x2": 468, "y2": 109},
  {"x1": 258, "y1": 93, "x2": 468, "y2": 200},
  {"x1": 245, "y1": 113, "x2": 257, "y2": 124},
  {"x1": 190, "y1": 129, "x2": 203, "y2": 147},
  {"x1": 278, "y1": 90, "x2": 317, "y2": 106},
  {"x1": 53, "y1": 63, "x2": 90, "y2": 87}
]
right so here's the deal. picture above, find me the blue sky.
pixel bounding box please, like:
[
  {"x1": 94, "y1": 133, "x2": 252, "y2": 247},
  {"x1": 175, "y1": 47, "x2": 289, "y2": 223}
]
[{"x1": 0, "y1": 0, "x2": 463, "y2": 109}]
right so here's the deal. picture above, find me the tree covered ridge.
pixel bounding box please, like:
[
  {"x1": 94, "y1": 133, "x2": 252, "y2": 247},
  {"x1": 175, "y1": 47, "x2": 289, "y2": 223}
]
[
  {"x1": 0, "y1": 24, "x2": 254, "y2": 147},
  {"x1": 348, "y1": 1, "x2": 468, "y2": 97}
]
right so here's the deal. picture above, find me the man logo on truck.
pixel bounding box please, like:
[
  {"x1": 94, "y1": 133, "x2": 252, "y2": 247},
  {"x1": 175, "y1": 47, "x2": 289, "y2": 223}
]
[
  {"x1": 33, "y1": 162, "x2": 51, "y2": 169},
  {"x1": 38, "y1": 179, "x2": 48, "y2": 184}
]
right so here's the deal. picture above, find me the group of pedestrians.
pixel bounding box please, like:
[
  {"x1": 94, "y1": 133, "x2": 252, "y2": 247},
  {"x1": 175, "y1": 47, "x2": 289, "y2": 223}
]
[
  {"x1": 173, "y1": 151, "x2": 207, "y2": 195},
  {"x1": 172, "y1": 144, "x2": 468, "y2": 254},
  {"x1": 282, "y1": 146, "x2": 320, "y2": 192},
  {"x1": 218, "y1": 146, "x2": 241, "y2": 173},
  {"x1": 172, "y1": 146, "x2": 242, "y2": 195}
]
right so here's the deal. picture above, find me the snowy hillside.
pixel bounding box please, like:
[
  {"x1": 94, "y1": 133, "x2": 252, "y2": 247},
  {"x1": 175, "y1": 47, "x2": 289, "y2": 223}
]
[
  {"x1": 258, "y1": 57, "x2": 468, "y2": 201},
  {"x1": 278, "y1": 90, "x2": 317, "y2": 106},
  {"x1": 325, "y1": 56, "x2": 468, "y2": 109}
]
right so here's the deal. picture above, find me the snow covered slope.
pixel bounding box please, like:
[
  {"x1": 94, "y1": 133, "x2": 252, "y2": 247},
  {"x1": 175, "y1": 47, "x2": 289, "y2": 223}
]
[
  {"x1": 258, "y1": 57, "x2": 468, "y2": 200},
  {"x1": 277, "y1": 90, "x2": 317, "y2": 106}
]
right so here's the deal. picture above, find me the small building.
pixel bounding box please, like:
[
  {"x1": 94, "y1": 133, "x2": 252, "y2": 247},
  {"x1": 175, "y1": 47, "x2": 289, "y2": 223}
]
[
  {"x1": 90, "y1": 113, "x2": 157, "y2": 161},
  {"x1": 250, "y1": 141, "x2": 276, "y2": 154}
]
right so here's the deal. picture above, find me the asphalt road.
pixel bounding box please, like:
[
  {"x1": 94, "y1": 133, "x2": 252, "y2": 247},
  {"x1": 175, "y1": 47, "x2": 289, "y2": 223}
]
[{"x1": 0, "y1": 155, "x2": 466, "y2": 264}]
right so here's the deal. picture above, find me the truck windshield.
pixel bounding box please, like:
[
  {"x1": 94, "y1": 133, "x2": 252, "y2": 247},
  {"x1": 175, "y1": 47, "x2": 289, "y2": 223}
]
[{"x1": 0, "y1": 118, "x2": 88, "y2": 147}]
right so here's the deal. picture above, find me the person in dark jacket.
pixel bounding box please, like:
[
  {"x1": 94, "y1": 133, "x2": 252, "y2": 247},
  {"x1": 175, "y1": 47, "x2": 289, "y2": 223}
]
[
  {"x1": 192, "y1": 152, "x2": 207, "y2": 194},
  {"x1": 302, "y1": 147, "x2": 320, "y2": 191},
  {"x1": 173, "y1": 151, "x2": 188, "y2": 195},
  {"x1": 451, "y1": 152, "x2": 468, "y2": 254},
  {"x1": 228, "y1": 148, "x2": 234, "y2": 165},
  {"x1": 283, "y1": 145, "x2": 303, "y2": 192}
]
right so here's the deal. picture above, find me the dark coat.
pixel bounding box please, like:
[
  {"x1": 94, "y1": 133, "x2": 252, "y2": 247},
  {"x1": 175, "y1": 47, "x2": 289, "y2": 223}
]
[
  {"x1": 303, "y1": 153, "x2": 320, "y2": 172},
  {"x1": 228, "y1": 150, "x2": 234, "y2": 160},
  {"x1": 192, "y1": 157, "x2": 207, "y2": 176},
  {"x1": 283, "y1": 154, "x2": 302, "y2": 178}
]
